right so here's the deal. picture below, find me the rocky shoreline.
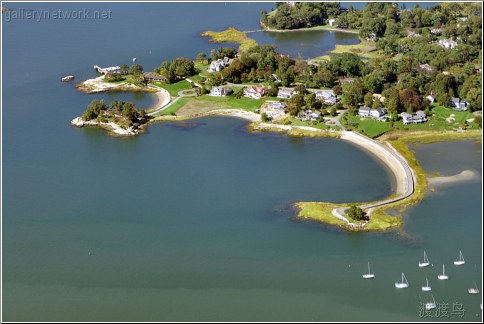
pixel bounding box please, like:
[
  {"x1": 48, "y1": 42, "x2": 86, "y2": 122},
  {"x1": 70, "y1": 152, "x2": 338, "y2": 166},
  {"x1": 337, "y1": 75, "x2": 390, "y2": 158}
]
[{"x1": 70, "y1": 117, "x2": 141, "y2": 136}]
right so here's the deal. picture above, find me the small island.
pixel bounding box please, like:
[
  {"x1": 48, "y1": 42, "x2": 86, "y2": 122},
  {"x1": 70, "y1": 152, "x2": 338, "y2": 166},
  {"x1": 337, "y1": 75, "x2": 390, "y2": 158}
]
[{"x1": 70, "y1": 2, "x2": 482, "y2": 232}]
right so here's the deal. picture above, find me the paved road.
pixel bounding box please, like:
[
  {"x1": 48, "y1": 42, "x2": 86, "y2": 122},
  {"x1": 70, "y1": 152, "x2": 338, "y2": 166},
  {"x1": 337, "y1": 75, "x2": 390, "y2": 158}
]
[{"x1": 333, "y1": 131, "x2": 416, "y2": 224}]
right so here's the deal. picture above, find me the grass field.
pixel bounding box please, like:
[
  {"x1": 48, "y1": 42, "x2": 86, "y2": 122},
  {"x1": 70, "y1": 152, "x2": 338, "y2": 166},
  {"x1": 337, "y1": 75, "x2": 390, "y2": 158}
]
[
  {"x1": 152, "y1": 80, "x2": 192, "y2": 97},
  {"x1": 200, "y1": 27, "x2": 258, "y2": 52},
  {"x1": 314, "y1": 40, "x2": 379, "y2": 61}
]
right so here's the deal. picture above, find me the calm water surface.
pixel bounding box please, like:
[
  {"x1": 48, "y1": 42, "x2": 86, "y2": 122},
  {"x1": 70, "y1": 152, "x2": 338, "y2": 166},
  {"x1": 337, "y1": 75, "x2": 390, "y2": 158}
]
[{"x1": 2, "y1": 2, "x2": 481, "y2": 322}]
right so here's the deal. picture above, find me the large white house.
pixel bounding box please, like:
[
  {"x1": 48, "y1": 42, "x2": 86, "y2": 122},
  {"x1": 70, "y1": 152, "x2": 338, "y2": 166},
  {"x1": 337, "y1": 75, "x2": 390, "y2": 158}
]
[
  {"x1": 277, "y1": 88, "x2": 295, "y2": 99},
  {"x1": 210, "y1": 86, "x2": 227, "y2": 97},
  {"x1": 208, "y1": 57, "x2": 234, "y2": 73},
  {"x1": 400, "y1": 111, "x2": 427, "y2": 124},
  {"x1": 308, "y1": 89, "x2": 337, "y2": 105}
]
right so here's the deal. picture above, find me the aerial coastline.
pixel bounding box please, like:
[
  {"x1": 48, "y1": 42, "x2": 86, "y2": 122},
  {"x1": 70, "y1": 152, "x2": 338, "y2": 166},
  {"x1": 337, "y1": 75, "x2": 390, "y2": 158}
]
[{"x1": 69, "y1": 1, "x2": 482, "y2": 232}]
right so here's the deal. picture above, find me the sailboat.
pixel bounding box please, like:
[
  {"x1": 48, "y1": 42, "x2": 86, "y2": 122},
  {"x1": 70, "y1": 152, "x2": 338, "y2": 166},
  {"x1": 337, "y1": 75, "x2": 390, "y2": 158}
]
[
  {"x1": 419, "y1": 251, "x2": 430, "y2": 267},
  {"x1": 454, "y1": 251, "x2": 465, "y2": 266},
  {"x1": 437, "y1": 264, "x2": 448, "y2": 280},
  {"x1": 395, "y1": 272, "x2": 409, "y2": 288},
  {"x1": 468, "y1": 281, "x2": 479, "y2": 295},
  {"x1": 425, "y1": 293, "x2": 437, "y2": 310},
  {"x1": 421, "y1": 278, "x2": 431, "y2": 291},
  {"x1": 362, "y1": 261, "x2": 375, "y2": 279}
]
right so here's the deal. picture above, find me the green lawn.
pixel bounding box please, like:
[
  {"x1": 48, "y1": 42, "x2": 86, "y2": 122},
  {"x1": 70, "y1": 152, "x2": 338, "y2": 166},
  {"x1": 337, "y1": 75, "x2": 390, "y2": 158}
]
[
  {"x1": 200, "y1": 27, "x2": 258, "y2": 52},
  {"x1": 343, "y1": 114, "x2": 393, "y2": 138},
  {"x1": 343, "y1": 105, "x2": 480, "y2": 138},
  {"x1": 191, "y1": 95, "x2": 266, "y2": 112},
  {"x1": 152, "y1": 98, "x2": 190, "y2": 116},
  {"x1": 278, "y1": 117, "x2": 330, "y2": 130},
  {"x1": 152, "y1": 80, "x2": 192, "y2": 97}
]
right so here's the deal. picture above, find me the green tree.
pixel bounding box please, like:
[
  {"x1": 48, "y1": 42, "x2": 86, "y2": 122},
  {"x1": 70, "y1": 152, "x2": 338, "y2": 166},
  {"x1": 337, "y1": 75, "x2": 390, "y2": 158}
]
[
  {"x1": 129, "y1": 64, "x2": 143, "y2": 75},
  {"x1": 345, "y1": 205, "x2": 369, "y2": 221},
  {"x1": 83, "y1": 99, "x2": 106, "y2": 121}
]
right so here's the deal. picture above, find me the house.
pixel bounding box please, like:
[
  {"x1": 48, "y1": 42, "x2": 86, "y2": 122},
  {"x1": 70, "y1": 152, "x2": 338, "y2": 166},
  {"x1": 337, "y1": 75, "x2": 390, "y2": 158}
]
[
  {"x1": 244, "y1": 86, "x2": 267, "y2": 99},
  {"x1": 339, "y1": 77, "x2": 356, "y2": 85},
  {"x1": 451, "y1": 98, "x2": 469, "y2": 111},
  {"x1": 400, "y1": 111, "x2": 427, "y2": 124},
  {"x1": 366, "y1": 33, "x2": 377, "y2": 41},
  {"x1": 370, "y1": 108, "x2": 387, "y2": 118},
  {"x1": 143, "y1": 72, "x2": 166, "y2": 82},
  {"x1": 358, "y1": 106, "x2": 372, "y2": 117},
  {"x1": 261, "y1": 101, "x2": 287, "y2": 120},
  {"x1": 300, "y1": 110, "x2": 321, "y2": 122},
  {"x1": 328, "y1": 19, "x2": 336, "y2": 26},
  {"x1": 438, "y1": 39, "x2": 458, "y2": 49},
  {"x1": 277, "y1": 87, "x2": 295, "y2": 99},
  {"x1": 419, "y1": 64, "x2": 433, "y2": 73},
  {"x1": 210, "y1": 86, "x2": 227, "y2": 97},
  {"x1": 425, "y1": 95, "x2": 435, "y2": 103},
  {"x1": 208, "y1": 59, "x2": 225, "y2": 72},
  {"x1": 308, "y1": 89, "x2": 337, "y2": 105},
  {"x1": 372, "y1": 93, "x2": 386, "y2": 103}
]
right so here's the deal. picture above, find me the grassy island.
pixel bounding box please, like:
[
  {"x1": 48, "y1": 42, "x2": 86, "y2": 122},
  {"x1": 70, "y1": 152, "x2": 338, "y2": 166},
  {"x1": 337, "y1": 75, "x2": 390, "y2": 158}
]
[{"x1": 200, "y1": 27, "x2": 258, "y2": 52}]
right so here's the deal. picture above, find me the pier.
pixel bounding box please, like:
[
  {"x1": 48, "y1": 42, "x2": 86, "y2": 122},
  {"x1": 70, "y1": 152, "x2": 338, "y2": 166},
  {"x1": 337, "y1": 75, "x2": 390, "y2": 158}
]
[{"x1": 94, "y1": 65, "x2": 121, "y2": 74}]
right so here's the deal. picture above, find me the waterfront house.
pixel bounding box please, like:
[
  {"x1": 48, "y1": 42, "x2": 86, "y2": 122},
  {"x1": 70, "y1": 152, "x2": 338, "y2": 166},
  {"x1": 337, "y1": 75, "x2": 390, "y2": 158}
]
[
  {"x1": 328, "y1": 19, "x2": 336, "y2": 26},
  {"x1": 244, "y1": 86, "x2": 267, "y2": 99},
  {"x1": 300, "y1": 110, "x2": 321, "y2": 122},
  {"x1": 143, "y1": 72, "x2": 166, "y2": 82},
  {"x1": 261, "y1": 101, "x2": 287, "y2": 120},
  {"x1": 451, "y1": 98, "x2": 469, "y2": 111},
  {"x1": 400, "y1": 111, "x2": 427, "y2": 124},
  {"x1": 358, "y1": 106, "x2": 372, "y2": 117},
  {"x1": 308, "y1": 89, "x2": 336, "y2": 105},
  {"x1": 210, "y1": 86, "x2": 227, "y2": 97},
  {"x1": 208, "y1": 57, "x2": 234, "y2": 73},
  {"x1": 277, "y1": 87, "x2": 295, "y2": 99}
]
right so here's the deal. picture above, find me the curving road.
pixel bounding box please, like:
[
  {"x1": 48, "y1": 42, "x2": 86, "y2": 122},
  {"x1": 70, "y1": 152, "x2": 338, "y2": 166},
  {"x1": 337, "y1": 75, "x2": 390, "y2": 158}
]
[{"x1": 333, "y1": 131, "x2": 416, "y2": 224}]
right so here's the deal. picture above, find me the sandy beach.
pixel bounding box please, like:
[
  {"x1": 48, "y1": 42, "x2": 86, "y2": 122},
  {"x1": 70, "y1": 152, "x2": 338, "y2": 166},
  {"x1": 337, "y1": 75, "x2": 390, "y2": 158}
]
[{"x1": 428, "y1": 170, "x2": 479, "y2": 186}]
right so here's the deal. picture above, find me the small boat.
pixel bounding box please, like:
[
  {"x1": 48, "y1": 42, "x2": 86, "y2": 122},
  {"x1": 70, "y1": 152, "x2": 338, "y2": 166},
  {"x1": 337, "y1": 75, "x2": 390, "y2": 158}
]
[
  {"x1": 362, "y1": 261, "x2": 375, "y2": 279},
  {"x1": 421, "y1": 277, "x2": 431, "y2": 291},
  {"x1": 468, "y1": 281, "x2": 479, "y2": 295},
  {"x1": 395, "y1": 272, "x2": 409, "y2": 289},
  {"x1": 454, "y1": 251, "x2": 465, "y2": 266},
  {"x1": 437, "y1": 264, "x2": 448, "y2": 280},
  {"x1": 132, "y1": 57, "x2": 137, "y2": 62},
  {"x1": 62, "y1": 75, "x2": 75, "y2": 82},
  {"x1": 425, "y1": 293, "x2": 437, "y2": 310},
  {"x1": 419, "y1": 251, "x2": 430, "y2": 268}
]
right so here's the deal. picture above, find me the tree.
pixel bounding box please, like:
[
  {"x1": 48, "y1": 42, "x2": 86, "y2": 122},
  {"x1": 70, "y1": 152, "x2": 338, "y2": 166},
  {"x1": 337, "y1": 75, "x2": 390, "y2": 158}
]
[
  {"x1": 197, "y1": 52, "x2": 206, "y2": 62},
  {"x1": 83, "y1": 99, "x2": 106, "y2": 121},
  {"x1": 304, "y1": 93, "x2": 316, "y2": 110},
  {"x1": 129, "y1": 64, "x2": 143, "y2": 75},
  {"x1": 345, "y1": 205, "x2": 369, "y2": 221},
  {"x1": 120, "y1": 64, "x2": 129, "y2": 75},
  {"x1": 341, "y1": 80, "x2": 365, "y2": 108}
]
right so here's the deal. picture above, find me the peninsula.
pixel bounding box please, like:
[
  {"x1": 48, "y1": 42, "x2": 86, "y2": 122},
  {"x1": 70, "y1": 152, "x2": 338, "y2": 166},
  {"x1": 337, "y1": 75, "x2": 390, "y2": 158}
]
[{"x1": 70, "y1": 2, "x2": 482, "y2": 232}]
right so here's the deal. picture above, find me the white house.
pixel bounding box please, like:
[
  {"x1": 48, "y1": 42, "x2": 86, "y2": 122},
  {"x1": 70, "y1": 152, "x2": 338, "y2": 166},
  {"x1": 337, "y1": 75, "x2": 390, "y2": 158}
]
[
  {"x1": 358, "y1": 106, "x2": 372, "y2": 117},
  {"x1": 244, "y1": 86, "x2": 267, "y2": 99},
  {"x1": 277, "y1": 88, "x2": 295, "y2": 99},
  {"x1": 300, "y1": 110, "x2": 321, "y2": 122},
  {"x1": 370, "y1": 108, "x2": 387, "y2": 118},
  {"x1": 208, "y1": 57, "x2": 234, "y2": 73},
  {"x1": 451, "y1": 97, "x2": 469, "y2": 111},
  {"x1": 328, "y1": 19, "x2": 336, "y2": 26},
  {"x1": 400, "y1": 111, "x2": 427, "y2": 124},
  {"x1": 425, "y1": 95, "x2": 435, "y2": 103},
  {"x1": 438, "y1": 39, "x2": 458, "y2": 49},
  {"x1": 308, "y1": 89, "x2": 337, "y2": 105},
  {"x1": 210, "y1": 86, "x2": 227, "y2": 97},
  {"x1": 261, "y1": 101, "x2": 287, "y2": 120}
]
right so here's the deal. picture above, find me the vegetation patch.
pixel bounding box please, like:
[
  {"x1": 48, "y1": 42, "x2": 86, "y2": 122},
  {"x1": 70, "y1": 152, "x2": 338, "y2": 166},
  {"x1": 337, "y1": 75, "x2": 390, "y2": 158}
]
[{"x1": 200, "y1": 27, "x2": 258, "y2": 52}]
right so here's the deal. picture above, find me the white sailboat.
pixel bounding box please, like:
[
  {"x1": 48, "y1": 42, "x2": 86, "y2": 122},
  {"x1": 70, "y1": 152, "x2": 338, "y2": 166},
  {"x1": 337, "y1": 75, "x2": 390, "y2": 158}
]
[
  {"x1": 454, "y1": 251, "x2": 465, "y2": 266},
  {"x1": 425, "y1": 293, "x2": 437, "y2": 310},
  {"x1": 362, "y1": 261, "x2": 375, "y2": 279},
  {"x1": 468, "y1": 281, "x2": 479, "y2": 295},
  {"x1": 395, "y1": 272, "x2": 409, "y2": 288},
  {"x1": 419, "y1": 251, "x2": 430, "y2": 267},
  {"x1": 437, "y1": 264, "x2": 448, "y2": 280},
  {"x1": 421, "y1": 277, "x2": 431, "y2": 291}
]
